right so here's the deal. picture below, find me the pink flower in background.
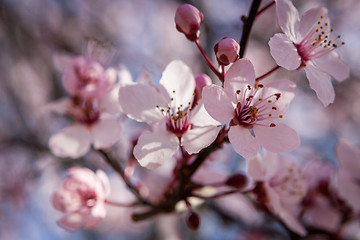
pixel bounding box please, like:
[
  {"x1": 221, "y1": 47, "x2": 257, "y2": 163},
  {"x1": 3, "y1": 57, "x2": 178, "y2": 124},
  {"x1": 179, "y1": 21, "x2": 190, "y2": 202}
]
[
  {"x1": 48, "y1": 85, "x2": 122, "y2": 158},
  {"x1": 48, "y1": 60, "x2": 125, "y2": 158},
  {"x1": 118, "y1": 60, "x2": 220, "y2": 169},
  {"x1": 62, "y1": 56, "x2": 116, "y2": 100},
  {"x1": 52, "y1": 167, "x2": 110, "y2": 231},
  {"x1": 333, "y1": 138, "x2": 360, "y2": 213},
  {"x1": 302, "y1": 161, "x2": 340, "y2": 232},
  {"x1": 269, "y1": 0, "x2": 350, "y2": 106},
  {"x1": 202, "y1": 58, "x2": 299, "y2": 159},
  {"x1": 248, "y1": 152, "x2": 307, "y2": 236}
]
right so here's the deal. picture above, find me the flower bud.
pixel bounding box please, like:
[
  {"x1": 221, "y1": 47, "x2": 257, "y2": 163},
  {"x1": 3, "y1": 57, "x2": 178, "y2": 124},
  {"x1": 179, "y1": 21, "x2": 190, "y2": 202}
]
[
  {"x1": 186, "y1": 211, "x2": 200, "y2": 230},
  {"x1": 195, "y1": 74, "x2": 212, "y2": 98},
  {"x1": 175, "y1": 4, "x2": 203, "y2": 41},
  {"x1": 214, "y1": 38, "x2": 240, "y2": 66},
  {"x1": 225, "y1": 172, "x2": 248, "y2": 189}
]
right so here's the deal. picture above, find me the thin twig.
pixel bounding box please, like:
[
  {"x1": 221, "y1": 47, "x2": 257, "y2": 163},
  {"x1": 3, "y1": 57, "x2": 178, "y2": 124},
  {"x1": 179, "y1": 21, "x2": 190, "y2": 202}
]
[
  {"x1": 239, "y1": 0, "x2": 262, "y2": 58},
  {"x1": 97, "y1": 149, "x2": 153, "y2": 206}
]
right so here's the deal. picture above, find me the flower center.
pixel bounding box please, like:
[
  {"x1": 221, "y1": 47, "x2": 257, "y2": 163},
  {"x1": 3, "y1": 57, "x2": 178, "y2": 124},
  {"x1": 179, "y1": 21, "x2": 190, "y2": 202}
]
[
  {"x1": 81, "y1": 190, "x2": 97, "y2": 208},
  {"x1": 270, "y1": 163, "x2": 306, "y2": 200},
  {"x1": 296, "y1": 15, "x2": 345, "y2": 63},
  {"x1": 231, "y1": 85, "x2": 283, "y2": 128},
  {"x1": 69, "y1": 97, "x2": 100, "y2": 126},
  {"x1": 156, "y1": 90, "x2": 196, "y2": 138}
]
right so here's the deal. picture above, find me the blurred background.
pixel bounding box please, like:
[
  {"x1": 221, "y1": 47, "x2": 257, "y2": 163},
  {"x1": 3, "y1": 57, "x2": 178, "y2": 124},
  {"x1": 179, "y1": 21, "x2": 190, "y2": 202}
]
[{"x1": 0, "y1": 0, "x2": 359, "y2": 239}]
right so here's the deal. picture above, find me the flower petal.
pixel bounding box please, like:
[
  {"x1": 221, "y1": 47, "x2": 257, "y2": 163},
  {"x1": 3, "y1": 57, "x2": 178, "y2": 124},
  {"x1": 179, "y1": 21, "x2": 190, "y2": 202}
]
[
  {"x1": 259, "y1": 79, "x2": 296, "y2": 114},
  {"x1": 182, "y1": 126, "x2": 220, "y2": 154},
  {"x1": 91, "y1": 117, "x2": 121, "y2": 149},
  {"x1": 190, "y1": 101, "x2": 220, "y2": 127},
  {"x1": 313, "y1": 52, "x2": 350, "y2": 82},
  {"x1": 304, "y1": 62, "x2": 334, "y2": 106},
  {"x1": 100, "y1": 83, "x2": 122, "y2": 115},
  {"x1": 202, "y1": 85, "x2": 234, "y2": 124},
  {"x1": 336, "y1": 171, "x2": 360, "y2": 212},
  {"x1": 118, "y1": 83, "x2": 166, "y2": 125},
  {"x1": 159, "y1": 60, "x2": 196, "y2": 108},
  {"x1": 228, "y1": 126, "x2": 260, "y2": 159},
  {"x1": 247, "y1": 154, "x2": 267, "y2": 181},
  {"x1": 49, "y1": 124, "x2": 91, "y2": 158},
  {"x1": 224, "y1": 58, "x2": 256, "y2": 100},
  {"x1": 266, "y1": 185, "x2": 307, "y2": 236},
  {"x1": 276, "y1": 0, "x2": 300, "y2": 41},
  {"x1": 336, "y1": 138, "x2": 360, "y2": 177},
  {"x1": 269, "y1": 33, "x2": 301, "y2": 70},
  {"x1": 133, "y1": 131, "x2": 179, "y2": 169},
  {"x1": 57, "y1": 211, "x2": 89, "y2": 231},
  {"x1": 299, "y1": 7, "x2": 329, "y2": 40},
  {"x1": 253, "y1": 123, "x2": 299, "y2": 153}
]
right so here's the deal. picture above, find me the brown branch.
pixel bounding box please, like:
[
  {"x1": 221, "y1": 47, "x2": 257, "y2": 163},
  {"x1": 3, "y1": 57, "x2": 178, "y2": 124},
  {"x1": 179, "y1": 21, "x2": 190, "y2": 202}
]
[
  {"x1": 239, "y1": 0, "x2": 262, "y2": 58},
  {"x1": 97, "y1": 149, "x2": 153, "y2": 206}
]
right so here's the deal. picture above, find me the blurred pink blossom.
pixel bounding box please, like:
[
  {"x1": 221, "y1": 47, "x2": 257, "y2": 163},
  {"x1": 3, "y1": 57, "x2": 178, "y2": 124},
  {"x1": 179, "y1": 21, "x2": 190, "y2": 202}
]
[
  {"x1": 52, "y1": 167, "x2": 110, "y2": 231},
  {"x1": 248, "y1": 152, "x2": 307, "y2": 236}
]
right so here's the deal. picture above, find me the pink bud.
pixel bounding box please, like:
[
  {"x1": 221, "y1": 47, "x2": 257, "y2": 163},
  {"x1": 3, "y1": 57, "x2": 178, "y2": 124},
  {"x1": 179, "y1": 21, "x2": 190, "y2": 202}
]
[
  {"x1": 186, "y1": 211, "x2": 200, "y2": 230},
  {"x1": 195, "y1": 74, "x2": 212, "y2": 98},
  {"x1": 175, "y1": 4, "x2": 203, "y2": 41},
  {"x1": 225, "y1": 172, "x2": 248, "y2": 189},
  {"x1": 214, "y1": 38, "x2": 240, "y2": 66}
]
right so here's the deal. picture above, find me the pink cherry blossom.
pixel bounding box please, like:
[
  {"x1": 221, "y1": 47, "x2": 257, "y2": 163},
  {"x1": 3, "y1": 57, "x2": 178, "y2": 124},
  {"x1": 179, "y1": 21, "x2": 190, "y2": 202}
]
[
  {"x1": 62, "y1": 56, "x2": 116, "y2": 99},
  {"x1": 269, "y1": 0, "x2": 350, "y2": 106},
  {"x1": 118, "y1": 60, "x2": 220, "y2": 169},
  {"x1": 248, "y1": 152, "x2": 307, "y2": 236},
  {"x1": 333, "y1": 138, "x2": 360, "y2": 213},
  {"x1": 202, "y1": 58, "x2": 299, "y2": 159},
  {"x1": 48, "y1": 83, "x2": 122, "y2": 159},
  {"x1": 52, "y1": 167, "x2": 110, "y2": 231},
  {"x1": 302, "y1": 160, "x2": 341, "y2": 232}
]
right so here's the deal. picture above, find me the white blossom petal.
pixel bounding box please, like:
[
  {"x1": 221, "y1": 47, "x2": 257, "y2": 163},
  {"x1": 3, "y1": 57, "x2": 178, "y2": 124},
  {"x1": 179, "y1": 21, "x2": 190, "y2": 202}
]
[
  {"x1": 182, "y1": 126, "x2": 220, "y2": 154},
  {"x1": 49, "y1": 124, "x2": 91, "y2": 158},
  {"x1": 91, "y1": 117, "x2": 121, "y2": 149},
  {"x1": 133, "y1": 131, "x2": 179, "y2": 169},
  {"x1": 118, "y1": 83, "x2": 166, "y2": 125},
  {"x1": 159, "y1": 60, "x2": 196, "y2": 108}
]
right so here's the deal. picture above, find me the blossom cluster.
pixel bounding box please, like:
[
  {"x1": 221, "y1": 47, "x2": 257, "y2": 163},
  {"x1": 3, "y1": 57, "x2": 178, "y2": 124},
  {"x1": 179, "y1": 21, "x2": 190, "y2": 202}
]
[{"x1": 46, "y1": 0, "x2": 358, "y2": 238}]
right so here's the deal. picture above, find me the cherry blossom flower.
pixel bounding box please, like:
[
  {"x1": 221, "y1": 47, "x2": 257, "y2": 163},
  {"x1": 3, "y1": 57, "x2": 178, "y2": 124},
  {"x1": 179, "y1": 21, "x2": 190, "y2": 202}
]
[
  {"x1": 248, "y1": 152, "x2": 307, "y2": 236},
  {"x1": 118, "y1": 60, "x2": 220, "y2": 169},
  {"x1": 302, "y1": 160, "x2": 341, "y2": 232},
  {"x1": 52, "y1": 167, "x2": 110, "y2": 231},
  {"x1": 202, "y1": 58, "x2": 299, "y2": 159},
  {"x1": 269, "y1": 0, "x2": 350, "y2": 106},
  {"x1": 62, "y1": 56, "x2": 116, "y2": 100},
  {"x1": 333, "y1": 138, "x2": 360, "y2": 213},
  {"x1": 48, "y1": 60, "x2": 124, "y2": 158}
]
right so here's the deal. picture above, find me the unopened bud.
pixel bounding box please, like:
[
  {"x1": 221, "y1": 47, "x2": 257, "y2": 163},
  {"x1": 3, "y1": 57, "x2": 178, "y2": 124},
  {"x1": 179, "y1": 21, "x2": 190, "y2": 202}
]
[
  {"x1": 186, "y1": 211, "x2": 200, "y2": 230},
  {"x1": 214, "y1": 38, "x2": 240, "y2": 66},
  {"x1": 225, "y1": 172, "x2": 248, "y2": 189},
  {"x1": 175, "y1": 4, "x2": 203, "y2": 41},
  {"x1": 195, "y1": 74, "x2": 212, "y2": 98}
]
